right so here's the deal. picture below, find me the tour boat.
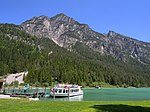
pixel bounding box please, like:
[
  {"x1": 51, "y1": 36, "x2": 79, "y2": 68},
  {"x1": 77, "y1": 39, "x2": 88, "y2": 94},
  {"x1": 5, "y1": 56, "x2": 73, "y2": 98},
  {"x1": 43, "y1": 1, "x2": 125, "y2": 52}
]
[
  {"x1": 50, "y1": 84, "x2": 83, "y2": 97},
  {"x1": 95, "y1": 86, "x2": 101, "y2": 89}
]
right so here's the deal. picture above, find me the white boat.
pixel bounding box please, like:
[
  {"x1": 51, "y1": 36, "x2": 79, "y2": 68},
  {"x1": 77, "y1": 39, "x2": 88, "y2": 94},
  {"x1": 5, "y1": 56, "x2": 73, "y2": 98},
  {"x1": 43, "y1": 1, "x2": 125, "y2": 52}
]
[
  {"x1": 95, "y1": 86, "x2": 101, "y2": 89},
  {"x1": 50, "y1": 84, "x2": 83, "y2": 97}
]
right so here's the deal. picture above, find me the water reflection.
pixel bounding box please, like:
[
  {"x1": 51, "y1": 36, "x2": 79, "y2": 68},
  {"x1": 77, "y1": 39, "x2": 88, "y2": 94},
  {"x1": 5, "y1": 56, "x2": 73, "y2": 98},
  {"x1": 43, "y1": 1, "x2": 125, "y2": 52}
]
[
  {"x1": 40, "y1": 95, "x2": 83, "y2": 101},
  {"x1": 68, "y1": 95, "x2": 83, "y2": 101}
]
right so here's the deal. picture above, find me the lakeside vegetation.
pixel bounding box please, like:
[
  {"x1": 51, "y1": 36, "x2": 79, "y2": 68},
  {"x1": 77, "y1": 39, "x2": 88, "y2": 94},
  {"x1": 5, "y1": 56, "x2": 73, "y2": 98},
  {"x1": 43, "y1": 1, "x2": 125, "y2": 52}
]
[
  {"x1": 0, "y1": 99, "x2": 150, "y2": 112},
  {"x1": 3, "y1": 81, "x2": 117, "y2": 89}
]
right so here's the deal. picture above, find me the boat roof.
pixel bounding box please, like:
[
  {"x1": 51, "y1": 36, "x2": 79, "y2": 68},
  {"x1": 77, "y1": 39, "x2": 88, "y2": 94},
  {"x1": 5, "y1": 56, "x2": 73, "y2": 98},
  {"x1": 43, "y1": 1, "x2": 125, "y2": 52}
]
[{"x1": 53, "y1": 84, "x2": 81, "y2": 88}]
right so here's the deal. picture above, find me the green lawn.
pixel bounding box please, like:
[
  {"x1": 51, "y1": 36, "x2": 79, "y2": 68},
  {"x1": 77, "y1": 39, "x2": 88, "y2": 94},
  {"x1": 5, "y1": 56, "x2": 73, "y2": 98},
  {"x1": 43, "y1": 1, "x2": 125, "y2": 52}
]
[{"x1": 0, "y1": 99, "x2": 150, "y2": 112}]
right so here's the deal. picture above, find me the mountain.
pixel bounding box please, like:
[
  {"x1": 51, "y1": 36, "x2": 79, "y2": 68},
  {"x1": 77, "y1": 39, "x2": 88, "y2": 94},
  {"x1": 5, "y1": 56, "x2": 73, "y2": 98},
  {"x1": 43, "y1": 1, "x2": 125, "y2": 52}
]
[
  {"x1": 0, "y1": 13, "x2": 150, "y2": 87},
  {"x1": 21, "y1": 13, "x2": 150, "y2": 64}
]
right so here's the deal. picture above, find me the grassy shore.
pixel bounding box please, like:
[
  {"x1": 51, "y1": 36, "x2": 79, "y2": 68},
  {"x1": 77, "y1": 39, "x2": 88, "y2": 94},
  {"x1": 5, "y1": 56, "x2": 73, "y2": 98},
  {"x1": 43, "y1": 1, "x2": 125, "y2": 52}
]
[{"x1": 0, "y1": 99, "x2": 150, "y2": 112}]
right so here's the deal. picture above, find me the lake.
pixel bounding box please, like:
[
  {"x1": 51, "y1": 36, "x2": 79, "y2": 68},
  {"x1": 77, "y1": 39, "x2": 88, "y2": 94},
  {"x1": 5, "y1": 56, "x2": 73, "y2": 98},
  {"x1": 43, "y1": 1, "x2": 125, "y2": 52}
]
[{"x1": 40, "y1": 88, "x2": 150, "y2": 101}]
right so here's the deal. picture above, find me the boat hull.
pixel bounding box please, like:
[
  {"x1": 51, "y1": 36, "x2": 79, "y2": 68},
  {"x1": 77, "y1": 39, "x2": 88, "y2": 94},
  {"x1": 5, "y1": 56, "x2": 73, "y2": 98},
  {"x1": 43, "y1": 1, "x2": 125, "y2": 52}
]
[{"x1": 50, "y1": 91, "x2": 83, "y2": 97}]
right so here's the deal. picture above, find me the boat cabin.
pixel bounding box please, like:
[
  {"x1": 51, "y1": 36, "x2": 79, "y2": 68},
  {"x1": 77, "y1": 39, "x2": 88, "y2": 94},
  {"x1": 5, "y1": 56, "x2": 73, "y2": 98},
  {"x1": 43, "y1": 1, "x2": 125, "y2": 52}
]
[
  {"x1": 54, "y1": 88, "x2": 79, "y2": 94},
  {"x1": 50, "y1": 84, "x2": 83, "y2": 97}
]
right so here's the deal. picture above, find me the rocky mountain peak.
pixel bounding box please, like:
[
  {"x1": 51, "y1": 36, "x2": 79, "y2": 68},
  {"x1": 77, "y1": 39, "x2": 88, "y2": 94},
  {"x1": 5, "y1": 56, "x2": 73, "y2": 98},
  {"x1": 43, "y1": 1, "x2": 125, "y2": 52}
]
[
  {"x1": 50, "y1": 13, "x2": 76, "y2": 24},
  {"x1": 21, "y1": 13, "x2": 150, "y2": 64},
  {"x1": 51, "y1": 13, "x2": 69, "y2": 20},
  {"x1": 107, "y1": 30, "x2": 117, "y2": 38},
  {"x1": 22, "y1": 15, "x2": 49, "y2": 24}
]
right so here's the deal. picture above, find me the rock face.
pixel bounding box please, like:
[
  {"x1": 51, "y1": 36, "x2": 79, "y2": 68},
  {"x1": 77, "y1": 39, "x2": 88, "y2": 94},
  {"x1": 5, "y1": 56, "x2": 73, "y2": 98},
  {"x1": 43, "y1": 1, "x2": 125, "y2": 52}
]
[{"x1": 21, "y1": 13, "x2": 150, "y2": 64}]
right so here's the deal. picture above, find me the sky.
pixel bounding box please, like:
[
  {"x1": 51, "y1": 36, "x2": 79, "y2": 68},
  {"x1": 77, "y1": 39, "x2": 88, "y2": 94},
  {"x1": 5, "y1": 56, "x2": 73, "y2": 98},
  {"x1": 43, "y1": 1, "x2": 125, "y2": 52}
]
[{"x1": 0, "y1": 0, "x2": 150, "y2": 42}]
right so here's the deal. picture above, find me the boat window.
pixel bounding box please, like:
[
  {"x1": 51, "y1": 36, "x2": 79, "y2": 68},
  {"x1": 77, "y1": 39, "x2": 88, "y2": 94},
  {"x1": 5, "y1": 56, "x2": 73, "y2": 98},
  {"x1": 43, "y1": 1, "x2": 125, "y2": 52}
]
[
  {"x1": 54, "y1": 89, "x2": 58, "y2": 93},
  {"x1": 74, "y1": 89, "x2": 78, "y2": 92},
  {"x1": 63, "y1": 89, "x2": 65, "y2": 93},
  {"x1": 58, "y1": 89, "x2": 62, "y2": 93},
  {"x1": 66, "y1": 90, "x2": 68, "y2": 93}
]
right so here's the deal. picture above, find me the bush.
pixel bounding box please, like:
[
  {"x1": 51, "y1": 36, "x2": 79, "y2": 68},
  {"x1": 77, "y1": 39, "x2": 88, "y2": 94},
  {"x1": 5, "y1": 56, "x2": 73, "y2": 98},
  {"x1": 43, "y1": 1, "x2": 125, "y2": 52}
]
[
  {"x1": 19, "y1": 83, "x2": 25, "y2": 86},
  {"x1": 34, "y1": 82, "x2": 41, "y2": 87},
  {"x1": 43, "y1": 82, "x2": 49, "y2": 87},
  {"x1": 4, "y1": 83, "x2": 8, "y2": 87},
  {"x1": 10, "y1": 81, "x2": 19, "y2": 87},
  {"x1": 14, "y1": 81, "x2": 19, "y2": 87},
  {"x1": 81, "y1": 82, "x2": 87, "y2": 88}
]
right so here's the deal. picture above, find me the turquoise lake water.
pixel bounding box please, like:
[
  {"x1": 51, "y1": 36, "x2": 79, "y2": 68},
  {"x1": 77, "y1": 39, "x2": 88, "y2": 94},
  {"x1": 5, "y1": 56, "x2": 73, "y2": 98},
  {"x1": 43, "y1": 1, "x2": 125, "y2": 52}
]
[{"x1": 40, "y1": 88, "x2": 150, "y2": 101}]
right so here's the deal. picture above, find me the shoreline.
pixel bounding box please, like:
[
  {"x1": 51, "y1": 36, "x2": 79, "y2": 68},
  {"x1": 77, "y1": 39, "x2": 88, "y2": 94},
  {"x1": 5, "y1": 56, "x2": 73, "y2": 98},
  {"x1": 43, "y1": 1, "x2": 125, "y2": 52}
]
[{"x1": 0, "y1": 94, "x2": 20, "y2": 99}]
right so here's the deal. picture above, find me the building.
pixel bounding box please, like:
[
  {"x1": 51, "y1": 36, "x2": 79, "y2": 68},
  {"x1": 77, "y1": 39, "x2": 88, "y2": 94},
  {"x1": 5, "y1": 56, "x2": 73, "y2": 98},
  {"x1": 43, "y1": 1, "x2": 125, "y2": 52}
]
[
  {"x1": 0, "y1": 78, "x2": 4, "y2": 89},
  {"x1": 0, "y1": 71, "x2": 28, "y2": 88},
  {"x1": 4, "y1": 71, "x2": 28, "y2": 85}
]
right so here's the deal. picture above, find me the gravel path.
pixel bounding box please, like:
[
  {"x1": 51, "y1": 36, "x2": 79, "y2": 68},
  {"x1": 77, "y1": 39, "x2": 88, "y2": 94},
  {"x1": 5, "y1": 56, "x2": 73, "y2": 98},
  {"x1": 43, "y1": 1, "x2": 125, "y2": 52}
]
[{"x1": 0, "y1": 94, "x2": 19, "y2": 99}]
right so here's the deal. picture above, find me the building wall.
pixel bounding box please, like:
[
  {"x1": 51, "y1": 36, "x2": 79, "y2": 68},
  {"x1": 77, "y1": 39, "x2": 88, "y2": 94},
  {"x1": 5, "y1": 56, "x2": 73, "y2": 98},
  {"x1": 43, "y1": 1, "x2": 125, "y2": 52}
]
[{"x1": 5, "y1": 71, "x2": 28, "y2": 85}]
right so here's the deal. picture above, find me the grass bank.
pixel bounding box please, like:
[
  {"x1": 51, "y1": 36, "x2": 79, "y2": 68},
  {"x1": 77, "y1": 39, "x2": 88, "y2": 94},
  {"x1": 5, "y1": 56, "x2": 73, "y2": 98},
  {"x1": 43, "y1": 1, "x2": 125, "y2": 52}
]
[{"x1": 0, "y1": 99, "x2": 150, "y2": 112}]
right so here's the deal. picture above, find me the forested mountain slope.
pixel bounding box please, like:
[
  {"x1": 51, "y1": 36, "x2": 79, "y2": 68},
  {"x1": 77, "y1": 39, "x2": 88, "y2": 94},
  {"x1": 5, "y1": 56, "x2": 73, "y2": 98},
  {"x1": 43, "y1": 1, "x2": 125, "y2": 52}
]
[{"x1": 0, "y1": 24, "x2": 150, "y2": 87}]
